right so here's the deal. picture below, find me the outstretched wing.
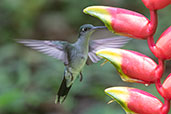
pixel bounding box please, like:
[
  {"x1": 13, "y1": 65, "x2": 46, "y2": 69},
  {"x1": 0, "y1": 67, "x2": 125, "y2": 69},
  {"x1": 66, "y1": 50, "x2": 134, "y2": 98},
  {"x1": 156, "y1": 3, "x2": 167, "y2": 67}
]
[
  {"x1": 88, "y1": 36, "x2": 130, "y2": 63},
  {"x1": 17, "y1": 39, "x2": 69, "y2": 64}
]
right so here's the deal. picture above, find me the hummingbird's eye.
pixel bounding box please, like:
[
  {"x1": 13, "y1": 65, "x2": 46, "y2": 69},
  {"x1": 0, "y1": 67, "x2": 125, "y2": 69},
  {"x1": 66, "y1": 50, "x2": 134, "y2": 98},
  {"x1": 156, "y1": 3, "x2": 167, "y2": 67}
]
[{"x1": 82, "y1": 27, "x2": 88, "y2": 32}]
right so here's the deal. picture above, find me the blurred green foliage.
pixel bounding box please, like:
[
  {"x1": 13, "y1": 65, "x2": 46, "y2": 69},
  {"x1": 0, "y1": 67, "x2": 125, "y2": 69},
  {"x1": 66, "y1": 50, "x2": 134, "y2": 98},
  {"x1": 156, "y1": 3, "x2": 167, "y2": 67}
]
[{"x1": 0, "y1": 0, "x2": 171, "y2": 114}]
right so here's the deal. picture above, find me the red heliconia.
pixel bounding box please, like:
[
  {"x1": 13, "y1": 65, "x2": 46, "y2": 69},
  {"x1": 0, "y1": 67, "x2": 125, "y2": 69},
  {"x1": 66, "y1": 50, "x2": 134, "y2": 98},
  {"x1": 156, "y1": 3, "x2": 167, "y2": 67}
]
[
  {"x1": 84, "y1": 1, "x2": 171, "y2": 114},
  {"x1": 83, "y1": 6, "x2": 155, "y2": 39},
  {"x1": 155, "y1": 26, "x2": 171, "y2": 60},
  {"x1": 105, "y1": 87, "x2": 163, "y2": 114},
  {"x1": 96, "y1": 48, "x2": 159, "y2": 84},
  {"x1": 141, "y1": 0, "x2": 171, "y2": 10}
]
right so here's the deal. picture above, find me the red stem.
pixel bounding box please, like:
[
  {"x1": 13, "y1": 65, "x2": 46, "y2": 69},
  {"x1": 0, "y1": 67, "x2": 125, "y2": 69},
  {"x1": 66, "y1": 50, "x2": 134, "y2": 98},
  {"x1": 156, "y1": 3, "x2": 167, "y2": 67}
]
[
  {"x1": 147, "y1": 10, "x2": 158, "y2": 57},
  {"x1": 155, "y1": 79, "x2": 164, "y2": 98},
  {"x1": 148, "y1": 10, "x2": 170, "y2": 114},
  {"x1": 149, "y1": 10, "x2": 158, "y2": 35},
  {"x1": 155, "y1": 59, "x2": 164, "y2": 98},
  {"x1": 156, "y1": 59, "x2": 165, "y2": 79},
  {"x1": 147, "y1": 35, "x2": 157, "y2": 56}
]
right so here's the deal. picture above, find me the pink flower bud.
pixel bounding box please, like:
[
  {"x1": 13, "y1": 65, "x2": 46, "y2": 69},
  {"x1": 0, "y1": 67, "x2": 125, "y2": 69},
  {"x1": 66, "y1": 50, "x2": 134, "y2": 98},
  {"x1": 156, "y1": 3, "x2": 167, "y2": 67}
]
[
  {"x1": 83, "y1": 6, "x2": 153, "y2": 39},
  {"x1": 141, "y1": 0, "x2": 171, "y2": 10},
  {"x1": 105, "y1": 87, "x2": 163, "y2": 114},
  {"x1": 155, "y1": 26, "x2": 171, "y2": 60},
  {"x1": 96, "y1": 48, "x2": 158, "y2": 84}
]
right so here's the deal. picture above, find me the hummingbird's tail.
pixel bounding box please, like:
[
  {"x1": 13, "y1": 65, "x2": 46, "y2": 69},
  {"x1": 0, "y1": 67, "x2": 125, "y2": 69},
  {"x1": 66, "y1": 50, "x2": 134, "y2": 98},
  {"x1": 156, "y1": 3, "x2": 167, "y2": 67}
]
[{"x1": 55, "y1": 77, "x2": 72, "y2": 104}]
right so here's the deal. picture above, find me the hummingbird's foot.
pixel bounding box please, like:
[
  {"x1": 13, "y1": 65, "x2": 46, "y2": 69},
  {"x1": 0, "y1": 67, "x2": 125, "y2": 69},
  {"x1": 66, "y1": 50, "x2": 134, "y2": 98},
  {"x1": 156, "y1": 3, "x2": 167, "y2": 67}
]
[
  {"x1": 100, "y1": 60, "x2": 108, "y2": 66},
  {"x1": 80, "y1": 72, "x2": 83, "y2": 82},
  {"x1": 66, "y1": 68, "x2": 74, "y2": 81}
]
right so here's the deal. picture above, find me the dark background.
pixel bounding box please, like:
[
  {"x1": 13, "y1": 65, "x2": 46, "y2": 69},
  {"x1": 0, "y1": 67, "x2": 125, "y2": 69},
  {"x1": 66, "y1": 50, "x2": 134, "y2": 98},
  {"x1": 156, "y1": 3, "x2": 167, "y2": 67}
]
[{"x1": 0, "y1": 0, "x2": 171, "y2": 114}]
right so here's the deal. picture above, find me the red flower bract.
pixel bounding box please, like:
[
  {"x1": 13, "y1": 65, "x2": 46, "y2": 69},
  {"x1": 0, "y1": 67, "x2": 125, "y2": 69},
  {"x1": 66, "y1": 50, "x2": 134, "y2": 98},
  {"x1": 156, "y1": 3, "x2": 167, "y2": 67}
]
[
  {"x1": 162, "y1": 74, "x2": 171, "y2": 99},
  {"x1": 83, "y1": 6, "x2": 153, "y2": 39},
  {"x1": 156, "y1": 26, "x2": 171, "y2": 60},
  {"x1": 107, "y1": 7, "x2": 151, "y2": 39},
  {"x1": 105, "y1": 87, "x2": 163, "y2": 114},
  {"x1": 121, "y1": 50, "x2": 158, "y2": 84},
  {"x1": 141, "y1": 0, "x2": 171, "y2": 10},
  {"x1": 96, "y1": 49, "x2": 158, "y2": 84},
  {"x1": 128, "y1": 88, "x2": 163, "y2": 114}
]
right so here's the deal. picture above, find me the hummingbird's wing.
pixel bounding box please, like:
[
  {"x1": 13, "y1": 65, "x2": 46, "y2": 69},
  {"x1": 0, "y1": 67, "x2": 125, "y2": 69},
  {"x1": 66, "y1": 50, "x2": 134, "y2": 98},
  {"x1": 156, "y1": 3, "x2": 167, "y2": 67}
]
[
  {"x1": 88, "y1": 36, "x2": 130, "y2": 63},
  {"x1": 17, "y1": 39, "x2": 69, "y2": 64}
]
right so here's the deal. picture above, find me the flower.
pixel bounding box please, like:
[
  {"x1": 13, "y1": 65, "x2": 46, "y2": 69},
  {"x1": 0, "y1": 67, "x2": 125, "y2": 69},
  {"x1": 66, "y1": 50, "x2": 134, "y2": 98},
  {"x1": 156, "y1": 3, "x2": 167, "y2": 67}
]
[
  {"x1": 84, "y1": 6, "x2": 153, "y2": 39},
  {"x1": 96, "y1": 48, "x2": 158, "y2": 84},
  {"x1": 105, "y1": 87, "x2": 163, "y2": 114}
]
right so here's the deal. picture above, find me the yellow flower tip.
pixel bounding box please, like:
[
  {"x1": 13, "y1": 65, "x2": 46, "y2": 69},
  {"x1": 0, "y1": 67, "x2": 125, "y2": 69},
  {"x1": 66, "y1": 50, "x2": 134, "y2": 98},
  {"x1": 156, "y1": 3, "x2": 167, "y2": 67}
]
[
  {"x1": 105, "y1": 87, "x2": 130, "y2": 102},
  {"x1": 96, "y1": 48, "x2": 121, "y2": 61},
  {"x1": 83, "y1": 6, "x2": 107, "y2": 14},
  {"x1": 96, "y1": 48, "x2": 118, "y2": 56},
  {"x1": 105, "y1": 87, "x2": 128, "y2": 95},
  {"x1": 83, "y1": 6, "x2": 113, "y2": 32},
  {"x1": 96, "y1": 48, "x2": 122, "y2": 70},
  {"x1": 105, "y1": 87, "x2": 133, "y2": 113}
]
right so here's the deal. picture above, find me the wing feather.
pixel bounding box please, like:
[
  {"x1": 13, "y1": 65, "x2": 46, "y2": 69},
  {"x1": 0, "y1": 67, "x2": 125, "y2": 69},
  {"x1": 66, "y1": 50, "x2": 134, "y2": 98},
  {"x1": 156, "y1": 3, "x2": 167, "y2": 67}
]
[
  {"x1": 88, "y1": 36, "x2": 130, "y2": 63},
  {"x1": 17, "y1": 39, "x2": 69, "y2": 64}
]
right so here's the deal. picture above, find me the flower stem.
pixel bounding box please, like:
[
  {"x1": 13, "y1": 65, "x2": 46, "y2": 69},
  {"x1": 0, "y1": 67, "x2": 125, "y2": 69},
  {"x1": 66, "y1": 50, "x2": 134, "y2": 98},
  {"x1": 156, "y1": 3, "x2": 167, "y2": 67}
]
[
  {"x1": 147, "y1": 10, "x2": 158, "y2": 57},
  {"x1": 155, "y1": 59, "x2": 164, "y2": 96},
  {"x1": 149, "y1": 10, "x2": 158, "y2": 34},
  {"x1": 155, "y1": 79, "x2": 164, "y2": 98},
  {"x1": 157, "y1": 59, "x2": 165, "y2": 78},
  {"x1": 148, "y1": 9, "x2": 170, "y2": 114},
  {"x1": 147, "y1": 35, "x2": 156, "y2": 56}
]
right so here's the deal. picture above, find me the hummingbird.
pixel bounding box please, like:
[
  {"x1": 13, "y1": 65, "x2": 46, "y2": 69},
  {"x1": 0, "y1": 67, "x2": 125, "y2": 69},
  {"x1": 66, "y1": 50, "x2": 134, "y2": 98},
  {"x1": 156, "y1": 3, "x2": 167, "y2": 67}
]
[{"x1": 17, "y1": 24, "x2": 130, "y2": 104}]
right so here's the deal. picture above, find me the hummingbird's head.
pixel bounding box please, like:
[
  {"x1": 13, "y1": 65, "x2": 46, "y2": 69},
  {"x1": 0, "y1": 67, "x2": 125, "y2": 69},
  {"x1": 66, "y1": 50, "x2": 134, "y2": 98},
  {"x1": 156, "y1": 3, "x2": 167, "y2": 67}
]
[{"x1": 79, "y1": 24, "x2": 106, "y2": 37}]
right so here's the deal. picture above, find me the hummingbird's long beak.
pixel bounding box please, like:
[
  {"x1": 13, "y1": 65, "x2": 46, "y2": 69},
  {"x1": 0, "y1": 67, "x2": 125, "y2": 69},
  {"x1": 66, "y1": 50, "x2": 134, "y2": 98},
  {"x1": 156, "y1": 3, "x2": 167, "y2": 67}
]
[{"x1": 92, "y1": 26, "x2": 107, "y2": 30}]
